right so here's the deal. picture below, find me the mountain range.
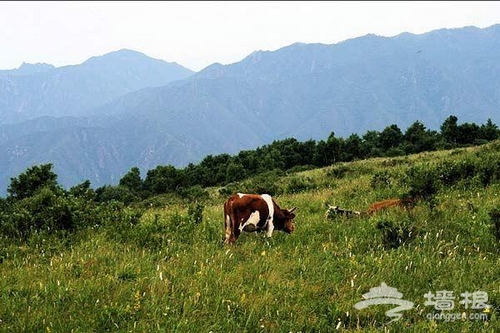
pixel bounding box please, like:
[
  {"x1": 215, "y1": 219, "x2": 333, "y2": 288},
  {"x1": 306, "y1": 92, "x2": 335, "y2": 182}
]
[
  {"x1": 1, "y1": 25, "x2": 500, "y2": 193},
  {"x1": 0, "y1": 49, "x2": 194, "y2": 123}
]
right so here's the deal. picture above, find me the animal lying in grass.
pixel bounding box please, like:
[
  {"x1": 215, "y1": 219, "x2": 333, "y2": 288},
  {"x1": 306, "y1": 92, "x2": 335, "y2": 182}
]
[
  {"x1": 325, "y1": 204, "x2": 361, "y2": 219},
  {"x1": 366, "y1": 198, "x2": 414, "y2": 215},
  {"x1": 224, "y1": 193, "x2": 297, "y2": 244},
  {"x1": 326, "y1": 197, "x2": 414, "y2": 219}
]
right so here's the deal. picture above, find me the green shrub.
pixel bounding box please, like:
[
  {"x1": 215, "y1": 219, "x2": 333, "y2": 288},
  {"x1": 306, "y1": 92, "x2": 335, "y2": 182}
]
[
  {"x1": 376, "y1": 218, "x2": 419, "y2": 249},
  {"x1": 370, "y1": 170, "x2": 393, "y2": 189},
  {"x1": 403, "y1": 164, "x2": 439, "y2": 201},
  {"x1": 385, "y1": 147, "x2": 405, "y2": 157},
  {"x1": 169, "y1": 211, "x2": 196, "y2": 244},
  {"x1": 326, "y1": 165, "x2": 349, "y2": 179},
  {"x1": 285, "y1": 176, "x2": 316, "y2": 194},
  {"x1": 437, "y1": 159, "x2": 476, "y2": 186},
  {"x1": 177, "y1": 185, "x2": 209, "y2": 201},
  {"x1": 219, "y1": 184, "x2": 237, "y2": 198},
  {"x1": 1, "y1": 187, "x2": 73, "y2": 238},
  {"x1": 490, "y1": 208, "x2": 500, "y2": 243},
  {"x1": 128, "y1": 217, "x2": 169, "y2": 250},
  {"x1": 286, "y1": 164, "x2": 316, "y2": 173},
  {"x1": 477, "y1": 154, "x2": 500, "y2": 187},
  {"x1": 226, "y1": 170, "x2": 283, "y2": 196},
  {"x1": 187, "y1": 202, "x2": 204, "y2": 224},
  {"x1": 95, "y1": 185, "x2": 137, "y2": 205},
  {"x1": 7, "y1": 163, "x2": 60, "y2": 201}
]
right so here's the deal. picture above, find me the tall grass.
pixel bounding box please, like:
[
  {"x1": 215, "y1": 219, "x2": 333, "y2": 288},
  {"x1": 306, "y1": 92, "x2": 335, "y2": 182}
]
[{"x1": 1, "y1": 142, "x2": 499, "y2": 332}]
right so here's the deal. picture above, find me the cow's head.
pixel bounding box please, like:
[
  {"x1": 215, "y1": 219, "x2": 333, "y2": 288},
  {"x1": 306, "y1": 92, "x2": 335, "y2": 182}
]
[{"x1": 281, "y1": 207, "x2": 297, "y2": 233}]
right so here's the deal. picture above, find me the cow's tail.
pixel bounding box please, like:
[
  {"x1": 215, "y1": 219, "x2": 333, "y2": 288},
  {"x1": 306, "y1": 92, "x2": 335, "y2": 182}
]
[
  {"x1": 223, "y1": 200, "x2": 232, "y2": 244},
  {"x1": 224, "y1": 197, "x2": 238, "y2": 244}
]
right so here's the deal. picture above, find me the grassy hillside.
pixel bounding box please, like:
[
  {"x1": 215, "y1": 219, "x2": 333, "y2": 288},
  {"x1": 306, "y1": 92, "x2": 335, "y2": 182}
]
[{"x1": 1, "y1": 142, "x2": 499, "y2": 332}]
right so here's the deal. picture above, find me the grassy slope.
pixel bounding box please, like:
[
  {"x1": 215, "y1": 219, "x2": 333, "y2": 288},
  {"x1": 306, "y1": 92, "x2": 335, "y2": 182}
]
[{"x1": 1, "y1": 143, "x2": 499, "y2": 332}]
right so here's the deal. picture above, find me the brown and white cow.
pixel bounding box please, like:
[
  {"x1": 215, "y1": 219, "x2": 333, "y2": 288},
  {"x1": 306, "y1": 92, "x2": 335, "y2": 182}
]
[{"x1": 223, "y1": 193, "x2": 297, "y2": 244}]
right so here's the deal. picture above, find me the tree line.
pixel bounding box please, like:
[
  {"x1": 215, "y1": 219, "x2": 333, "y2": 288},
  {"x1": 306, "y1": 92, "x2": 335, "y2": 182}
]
[
  {"x1": 1, "y1": 115, "x2": 499, "y2": 208},
  {"x1": 97, "y1": 115, "x2": 499, "y2": 202}
]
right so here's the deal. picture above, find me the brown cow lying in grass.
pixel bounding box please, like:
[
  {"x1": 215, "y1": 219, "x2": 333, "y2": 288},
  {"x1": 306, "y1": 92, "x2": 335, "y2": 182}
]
[{"x1": 366, "y1": 197, "x2": 414, "y2": 215}]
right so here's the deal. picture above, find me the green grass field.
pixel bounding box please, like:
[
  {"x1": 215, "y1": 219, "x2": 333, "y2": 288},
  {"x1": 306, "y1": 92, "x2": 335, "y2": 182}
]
[{"x1": 1, "y1": 142, "x2": 499, "y2": 332}]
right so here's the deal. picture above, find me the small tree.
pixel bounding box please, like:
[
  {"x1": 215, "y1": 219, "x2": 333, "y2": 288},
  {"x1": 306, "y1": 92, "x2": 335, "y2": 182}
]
[
  {"x1": 379, "y1": 124, "x2": 404, "y2": 151},
  {"x1": 95, "y1": 185, "x2": 135, "y2": 205},
  {"x1": 361, "y1": 130, "x2": 382, "y2": 158},
  {"x1": 225, "y1": 161, "x2": 246, "y2": 183},
  {"x1": 457, "y1": 122, "x2": 480, "y2": 145},
  {"x1": 479, "y1": 118, "x2": 499, "y2": 142},
  {"x1": 8, "y1": 163, "x2": 60, "y2": 201},
  {"x1": 440, "y1": 115, "x2": 459, "y2": 145},
  {"x1": 69, "y1": 180, "x2": 95, "y2": 199},
  {"x1": 143, "y1": 165, "x2": 182, "y2": 194},
  {"x1": 404, "y1": 121, "x2": 431, "y2": 153},
  {"x1": 119, "y1": 167, "x2": 143, "y2": 195},
  {"x1": 344, "y1": 133, "x2": 363, "y2": 161}
]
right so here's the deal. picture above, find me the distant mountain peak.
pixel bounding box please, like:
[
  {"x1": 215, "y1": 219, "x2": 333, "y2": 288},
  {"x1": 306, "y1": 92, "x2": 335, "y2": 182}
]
[
  {"x1": 195, "y1": 62, "x2": 226, "y2": 78},
  {"x1": 103, "y1": 48, "x2": 149, "y2": 58},
  {"x1": 80, "y1": 49, "x2": 194, "y2": 74},
  {"x1": 18, "y1": 62, "x2": 55, "y2": 70},
  {"x1": 83, "y1": 49, "x2": 153, "y2": 65},
  {"x1": 0, "y1": 62, "x2": 55, "y2": 76}
]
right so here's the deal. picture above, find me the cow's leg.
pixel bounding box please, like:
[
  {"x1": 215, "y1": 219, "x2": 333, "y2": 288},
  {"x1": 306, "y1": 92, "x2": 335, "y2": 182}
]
[
  {"x1": 231, "y1": 229, "x2": 240, "y2": 244},
  {"x1": 261, "y1": 194, "x2": 275, "y2": 238},
  {"x1": 265, "y1": 217, "x2": 274, "y2": 237},
  {"x1": 224, "y1": 213, "x2": 232, "y2": 244},
  {"x1": 228, "y1": 210, "x2": 240, "y2": 244}
]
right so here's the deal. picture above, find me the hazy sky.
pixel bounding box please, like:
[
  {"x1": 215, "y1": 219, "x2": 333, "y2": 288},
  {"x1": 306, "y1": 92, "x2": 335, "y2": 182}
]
[{"x1": 1, "y1": 1, "x2": 500, "y2": 72}]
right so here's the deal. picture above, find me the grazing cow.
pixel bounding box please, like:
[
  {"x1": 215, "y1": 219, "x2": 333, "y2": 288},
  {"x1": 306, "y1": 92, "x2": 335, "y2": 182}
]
[
  {"x1": 325, "y1": 203, "x2": 361, "y2": 219},
  {"x1": 367, "y1": 198, "x2": 414, "y2": 215},
  {"x1": 224, "y1": 193, "x2": 297, "y2": 244}
]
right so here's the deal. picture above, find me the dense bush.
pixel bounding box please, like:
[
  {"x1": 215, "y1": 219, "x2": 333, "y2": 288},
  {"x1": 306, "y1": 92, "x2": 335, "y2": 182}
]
[
  {"x1": 187, "y1": 202, "x2": 204, "y2": 225},
  {"x1": 326, "y1": 165, "x2": 350, "y2": 179},
  {"x1": 403, "y1": 164, "x2": 440, "y2": 201},
  {"x1": 95, "y1": 185, "x2": 137, "y2": 205},
  {"x1": 7, "y1": 164, "x2": 59, "y2": 200},
  {"x1": 285, "y1": 176, "x2": 316, "y2": 194},
  {"x1": 0, "y1": 187, "x2": 71, "y2": 238},
  {"x1": 490, "y1": 209, "x2": 500, "y2": 243},
  {"x1": 0, "y1": 164, "x2": 145, "y2": 241},
  {"x1": 220, "y1": 170, "x2": 284, "y2": 197},
  {"x1": 437, "y1": 159, "x2": 476, "y2": 187},
  {"x1": 177, "y1": 185, "x2": 209, "y2": 201},
  {"x1": 370, "y1": 170, "x2": 393, "y2": 189},
  {"x1": 376, "y1": 218, "x2": 419, "y2": 249},
  {"x1": 476, "y1": 154, "x2": 500, "y2": 187},
  {"x1": 0, "y1": 188, "x2": 140, "y2": 240}
]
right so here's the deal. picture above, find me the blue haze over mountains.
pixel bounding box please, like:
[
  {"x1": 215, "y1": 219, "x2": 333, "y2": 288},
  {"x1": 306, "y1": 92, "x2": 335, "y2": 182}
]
[{"x1": 1, "y1": 25, "x2": 500, "y2": 193}]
